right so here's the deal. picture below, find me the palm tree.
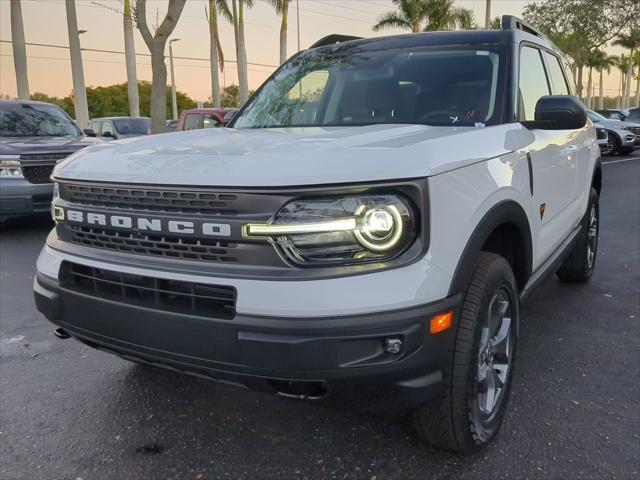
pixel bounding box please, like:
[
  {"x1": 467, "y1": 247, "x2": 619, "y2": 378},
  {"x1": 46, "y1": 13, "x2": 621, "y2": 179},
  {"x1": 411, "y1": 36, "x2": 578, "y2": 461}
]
[
  {"x1": 136, "y1": 0, "x2": 187, "y2": 133},
  {"x1": 614, "y1": 55, "x2": 631, "y2": 109},
  {"x1": 206, "y1": 0, "x2": 230, "y2": 107},
  {"x1": 633, "y1": 50, "x2": 640, "y2": 107},
  {"x1": 489, "y1": 16, "x2": 501, "y2": 30},
  {"x1": 373, "y1": 0, "x2": 427, "y2": 33},
  {"x1": 455, "y1": 8, "x2": 477, "y2": 30},
  {"x1": 65, "y1": 0, "x2": 89, "y2": 128},
  {"x1": 423, "y1": 0, "x2": 473, "y2": 31},
  {"x1": 613, "y1": 29, "x2": 640, "y2": 108},
  {"x1": 10, "y1": 0, "x2": 29, "y2": 100},
  {"x1": 589, "y1": 50, "x2": 616, "y2": 110},
  {"x1": 227, "y1": 0, "x2": 253, "y2": 105},
  {"x1": 123, "y1": 0, "x2": 139, "y2": 116},
  {"x1": 267, "y1": 0, "x2": 290, "y2": 65}
]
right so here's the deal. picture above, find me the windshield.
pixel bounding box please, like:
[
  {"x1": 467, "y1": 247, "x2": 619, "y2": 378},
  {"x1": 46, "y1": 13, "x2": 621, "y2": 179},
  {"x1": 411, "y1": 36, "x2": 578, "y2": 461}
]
[
  {"x1": 113, "y1": 118, "x2": 150, "y2": 135},
  {"x1": 234, "y1": 45, "x2": 505, "y2": 129},
  {"x1": 0, "y1": 102, "x2": 81, "y2": 137},
  {"x1": 588, "y1": 111, "x2": 606, "y2": 123}
]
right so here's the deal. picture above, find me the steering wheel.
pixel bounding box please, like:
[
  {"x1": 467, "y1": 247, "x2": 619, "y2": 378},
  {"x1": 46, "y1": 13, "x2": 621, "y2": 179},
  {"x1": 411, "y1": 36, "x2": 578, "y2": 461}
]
[{"x1": 419, "y1": 110, "x2": 475, "y2": 126}]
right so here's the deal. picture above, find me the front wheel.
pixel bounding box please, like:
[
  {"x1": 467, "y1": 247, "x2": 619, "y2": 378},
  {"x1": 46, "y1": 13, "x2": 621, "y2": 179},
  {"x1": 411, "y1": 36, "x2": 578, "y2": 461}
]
[
  {"x1": 414, "y1": 252, "x2": 518, "y2": 453},
  {"x1": 556, "y1": 188, "x2": 599, "y2": 282},
  {"x1": 603, "y1": 133, "x2": 619, "y2": 156}
]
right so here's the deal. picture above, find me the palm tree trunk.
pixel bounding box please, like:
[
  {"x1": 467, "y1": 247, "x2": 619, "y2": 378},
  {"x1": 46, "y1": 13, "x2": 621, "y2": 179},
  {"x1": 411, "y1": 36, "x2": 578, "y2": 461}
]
[
  {"x1": 599, "y1": 69, "x2": 604, "y2": 110},
  {"x1": 279, "y1": 1, "x2": 288, "y2": 65},
  {"x1": 10, "y1": 0, "x2": 29, "y2": 100},
  {"x1": 208, "y1": 0, "x2": 221, "y2": 107},
  {"x1": 636, "y1": 68, "x2": 639, "y2": 107},
  {"x1": 123, "y1": 0, "x2": 139, "y2": 117},
  {"x1": 65, "y1": 0, "x2": 89, "y2": 128},
  {"x1": 586, "y1": 67, "x2": 593, "y2": 108},
  {"x1": 232, "y1": 0, "x2": 249, "y2": 105},
  {"x1": 576, "y1": 64, "x2": 584, "y2": 100},
  {"x1": 624, "y1": 51, "x2": 633, "y2": 108}
]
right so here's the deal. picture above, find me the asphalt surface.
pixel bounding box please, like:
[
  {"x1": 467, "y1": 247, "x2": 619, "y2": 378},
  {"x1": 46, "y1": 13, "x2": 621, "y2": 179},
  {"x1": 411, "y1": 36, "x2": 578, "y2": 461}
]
[{"x1": 1, "y1": 156, "x2": 639, "y2": 480}]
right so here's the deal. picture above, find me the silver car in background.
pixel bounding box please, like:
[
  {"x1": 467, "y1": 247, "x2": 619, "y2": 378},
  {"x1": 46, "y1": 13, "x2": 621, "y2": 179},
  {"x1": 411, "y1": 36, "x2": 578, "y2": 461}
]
[{"x1": 587, "y1": 110, "x2": 639, "y2": 155}]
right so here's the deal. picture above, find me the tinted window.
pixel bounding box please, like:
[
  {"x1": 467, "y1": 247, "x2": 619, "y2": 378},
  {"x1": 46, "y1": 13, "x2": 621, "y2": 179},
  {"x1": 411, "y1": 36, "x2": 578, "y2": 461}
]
[
  {"x1": 543, "y1": 51, "x2": 569, "y2": 95},
  {"x1": 113, "y1": 118, "x2": 150, "y2": 135},
  {"x1": 202, "y1": 114, "x2": 220, "y2": 129},
  {"x1": 627, "y1": 108, "x2": 640, "y2": 122},
  {"x1": 0, "y1": 102, "x2": 81, "y2": 137},
  {"x1": 518, "y1": 46, "x2": 550, "y2": 121},
  {"x1": 184, "y1": 113, "x2": 202, "y2": 130},
  {"x1": 234, "y1": 46, "x2": 505, "y2": 128},
  {"x1": 587, "y1": 110, "x2": 605, "y2": 123}
]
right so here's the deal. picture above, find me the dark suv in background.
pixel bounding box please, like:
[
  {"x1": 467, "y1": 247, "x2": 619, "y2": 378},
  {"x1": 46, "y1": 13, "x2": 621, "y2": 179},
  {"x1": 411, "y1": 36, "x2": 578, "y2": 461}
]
[
  {"x1": 86, "y1": 117, "x2": 150, "y2": 140},
  {"x1": 0, "y1": 100, "x2": 98, "y2": 223}
]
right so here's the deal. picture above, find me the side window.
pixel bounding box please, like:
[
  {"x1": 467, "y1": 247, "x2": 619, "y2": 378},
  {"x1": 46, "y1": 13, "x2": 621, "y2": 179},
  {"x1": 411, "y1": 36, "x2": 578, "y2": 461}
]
[
  {"x1": 202, "y1": 114, "x2": 220, "y2": 129},
  {"x1": 102, "y1": 121, "x2": 114, "y2": 136},
  {"x1": 542, "y1": 51, "x2": 570, "y2": 96},
  {"x1": 518, "y1": 46, "x2": 550, "y2": 121},
  {"x1": 91, "y1": 121, "x2": 102, "y2": 135},
  {"x1": 184, "y1": 113, "x2": 202, "y2": 130}
]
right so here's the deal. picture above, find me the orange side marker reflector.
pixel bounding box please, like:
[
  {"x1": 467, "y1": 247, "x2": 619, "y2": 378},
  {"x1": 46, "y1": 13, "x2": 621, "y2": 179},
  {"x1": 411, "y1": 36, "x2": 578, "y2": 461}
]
[{"x1": 430, "y1": 311, "x2": 453, "y2": 335}]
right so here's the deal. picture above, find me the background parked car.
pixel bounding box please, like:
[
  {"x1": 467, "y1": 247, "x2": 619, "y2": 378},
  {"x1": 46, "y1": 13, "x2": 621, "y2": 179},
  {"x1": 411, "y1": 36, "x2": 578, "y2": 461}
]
[
  {"x1": 595, "y1": 125, "x2": 609, "y2": 154},
  {"x1": 165, "y1": 119, "x2": 179, "y2": 132},
  {"x1": 86, "y1": 117, "x2": 150, "y2": 140},
  {"x1": 587, "y1": 110, "x2": 639, "y2": 155},
  {"x1": 595, "y1": 108, "x2": 629, "y2": 121},
  {"x1": 177, "y1": 108, "x2": 238, "y2": 131},
  {"x1": 0, "y1": 100, "x2": 99, "y2": 222},
  {"x1": 626, "y1": 107, "x2": 640, "y2": 123}
]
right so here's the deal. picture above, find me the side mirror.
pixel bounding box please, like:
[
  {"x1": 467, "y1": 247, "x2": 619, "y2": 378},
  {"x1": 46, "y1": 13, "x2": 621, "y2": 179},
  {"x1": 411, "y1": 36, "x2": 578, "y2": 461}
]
[
  {"x1": 102, "y1": 131, "x2": 114, "y2": 138},
  {"x1": 83, "y1": 128, "x2": 96, "y2": 137},
  {"x1": 530, "y1": 95, "x2": 587, "y2": 130}
]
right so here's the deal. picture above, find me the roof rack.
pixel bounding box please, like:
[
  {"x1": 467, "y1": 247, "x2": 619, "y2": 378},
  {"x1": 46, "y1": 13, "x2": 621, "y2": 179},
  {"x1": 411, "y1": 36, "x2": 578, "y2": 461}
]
[
  {"x1": 501, "y1": 15, "x2": 546, "y2": 39},
  {"x1": 309, "y1": 34, "x2": 363, "y2": 49}
]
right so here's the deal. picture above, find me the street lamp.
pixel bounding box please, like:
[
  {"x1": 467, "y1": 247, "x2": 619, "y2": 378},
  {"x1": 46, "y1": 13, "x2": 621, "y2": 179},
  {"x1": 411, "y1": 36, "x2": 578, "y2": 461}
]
[{"x1": 169, "y1": 38, "x2": 180, "y2": 120}]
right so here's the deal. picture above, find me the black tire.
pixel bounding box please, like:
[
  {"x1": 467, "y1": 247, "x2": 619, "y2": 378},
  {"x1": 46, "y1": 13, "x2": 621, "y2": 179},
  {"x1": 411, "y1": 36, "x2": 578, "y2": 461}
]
[
  {"x1": 414, "y1": 252, "x2": 519, "y2": 453},
  {"x1": 603, "y1": 133, "x2": 619, "y2": 156},
  {"x1": 556, "y1": 188, "x2": 599, "y2": 282}
]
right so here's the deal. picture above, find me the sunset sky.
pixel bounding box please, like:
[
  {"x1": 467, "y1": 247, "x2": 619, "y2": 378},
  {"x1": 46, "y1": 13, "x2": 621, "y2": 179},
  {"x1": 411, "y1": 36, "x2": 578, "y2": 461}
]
[{"x1": 0, "y1": 0, "x2": 630, "y2": 103}]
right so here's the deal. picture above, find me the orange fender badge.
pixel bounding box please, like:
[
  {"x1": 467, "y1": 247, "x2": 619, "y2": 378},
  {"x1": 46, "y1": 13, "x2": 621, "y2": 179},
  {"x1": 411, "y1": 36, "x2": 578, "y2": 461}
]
[{"x1": 539, "y1": 203, "x2": 546, "y2": 220}]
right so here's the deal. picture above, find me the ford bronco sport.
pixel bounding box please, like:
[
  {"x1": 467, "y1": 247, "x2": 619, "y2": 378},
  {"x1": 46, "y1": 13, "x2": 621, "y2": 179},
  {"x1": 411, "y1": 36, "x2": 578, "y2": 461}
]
[{"x1": 34, "y1": 16, "x2": 602, "y2": 452}]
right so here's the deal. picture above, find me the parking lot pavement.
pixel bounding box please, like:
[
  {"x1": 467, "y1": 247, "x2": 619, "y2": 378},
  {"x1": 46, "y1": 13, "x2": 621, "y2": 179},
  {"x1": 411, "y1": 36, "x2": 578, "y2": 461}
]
[{"x1": 1, "y1": 156, "x2": 638, "y2": 480}]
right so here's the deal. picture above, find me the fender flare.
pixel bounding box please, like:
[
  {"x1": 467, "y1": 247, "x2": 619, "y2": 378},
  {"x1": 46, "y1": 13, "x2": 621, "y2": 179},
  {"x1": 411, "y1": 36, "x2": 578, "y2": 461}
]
[{"x1": 448, "y1": 200, "x2": 533, "y2": 296}]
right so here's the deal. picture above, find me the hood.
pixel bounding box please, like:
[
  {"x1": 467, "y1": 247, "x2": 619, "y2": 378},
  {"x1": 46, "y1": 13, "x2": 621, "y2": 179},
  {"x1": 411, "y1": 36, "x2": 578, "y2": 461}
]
[
  {"x1": 0, "y1": 135, "x2": 102, "y2": 156},
  {"x1": 54, "y1": 124, "x2": 533, "y2": 187},
  {"x1": 598, "y1": 119, "x2": 640, "y2": 129}
]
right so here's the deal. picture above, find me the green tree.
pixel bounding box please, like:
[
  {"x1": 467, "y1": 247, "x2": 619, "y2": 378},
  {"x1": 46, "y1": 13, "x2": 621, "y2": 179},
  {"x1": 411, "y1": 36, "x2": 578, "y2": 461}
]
[
  {"x1": 523, "y1": 0, "x2": 640, "y2": 99},
  {"x1": 373, "y1": 0, "x2": 428, "y2": 33},
  {"x1": 489, "y1": 16, "x2": 501, "y2": 29}
]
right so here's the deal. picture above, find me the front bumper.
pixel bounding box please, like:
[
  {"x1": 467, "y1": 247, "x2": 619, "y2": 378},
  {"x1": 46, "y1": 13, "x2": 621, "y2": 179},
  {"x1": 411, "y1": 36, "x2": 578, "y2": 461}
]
[
  {"x1": 0, "y1": 178, "x2": 53, "y2": 221},
  {"x1": 34, "y1": 263, "x2": 459, "y2": 405}
]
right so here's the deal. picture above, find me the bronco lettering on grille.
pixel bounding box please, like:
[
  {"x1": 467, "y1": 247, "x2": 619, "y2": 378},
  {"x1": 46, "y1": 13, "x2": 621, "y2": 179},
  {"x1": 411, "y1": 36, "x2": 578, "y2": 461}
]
[{"x1": 60, "y1": 208, "x2": 231, "y2": 237}]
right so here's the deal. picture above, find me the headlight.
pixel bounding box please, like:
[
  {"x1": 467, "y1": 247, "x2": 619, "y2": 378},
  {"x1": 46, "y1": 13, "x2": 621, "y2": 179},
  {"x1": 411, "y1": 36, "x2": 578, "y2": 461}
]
[
  {"x1": 0, "y1": 159, "x2": 23, "y2": 178},
  {"x1": 243, "y1": 195, "x2": 417, "y2": 266}
]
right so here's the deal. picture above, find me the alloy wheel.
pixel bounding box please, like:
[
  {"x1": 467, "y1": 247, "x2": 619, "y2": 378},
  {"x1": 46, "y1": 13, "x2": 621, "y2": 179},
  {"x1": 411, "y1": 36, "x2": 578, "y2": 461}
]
[{"x1": 476, "y1": 287, "x2": 513, "y2": 420}]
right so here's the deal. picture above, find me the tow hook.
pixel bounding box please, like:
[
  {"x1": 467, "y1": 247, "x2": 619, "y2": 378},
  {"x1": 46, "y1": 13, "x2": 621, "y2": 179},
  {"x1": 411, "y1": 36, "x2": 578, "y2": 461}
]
[
  {"x1": 270, "y1": 380, "x2": 329, "y2": 401},
  {"x1": 54, "y1": 328, "x2": 71, "y2": 339}
]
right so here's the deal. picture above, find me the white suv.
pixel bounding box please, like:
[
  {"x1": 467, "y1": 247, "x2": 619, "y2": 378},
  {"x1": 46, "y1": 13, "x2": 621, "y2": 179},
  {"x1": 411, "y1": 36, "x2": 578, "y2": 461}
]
[{"x1": 35, "y1": 16, "x2": 602, "y2": 453}]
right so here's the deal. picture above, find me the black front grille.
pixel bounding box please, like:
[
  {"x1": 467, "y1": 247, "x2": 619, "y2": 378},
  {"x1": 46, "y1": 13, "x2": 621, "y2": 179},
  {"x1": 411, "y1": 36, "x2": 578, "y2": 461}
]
[
  {"x1": 21, "y1": 152, "x2": 71, "y2": 161},
  {"x1": 628, "y1": 127, "x2": 640, "y2": 135},
  {"x1": 22, "y1": 165, "x2": 54, "y2": 184},
  {"x1": 59, "y1": 261, "x2": 236, "y2": 319},
  {"x1": 68, "y1": 225, "x2": 240, "y2": 263},
  {"x1": 62, "y1": 183, "x2": 240, "y2": 215}
]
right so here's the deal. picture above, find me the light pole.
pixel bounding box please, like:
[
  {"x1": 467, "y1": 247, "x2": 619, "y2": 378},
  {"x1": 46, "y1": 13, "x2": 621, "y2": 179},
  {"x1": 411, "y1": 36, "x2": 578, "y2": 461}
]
[{"x1": 169, "y1": 38, "x2": 180, "y2": 120}]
